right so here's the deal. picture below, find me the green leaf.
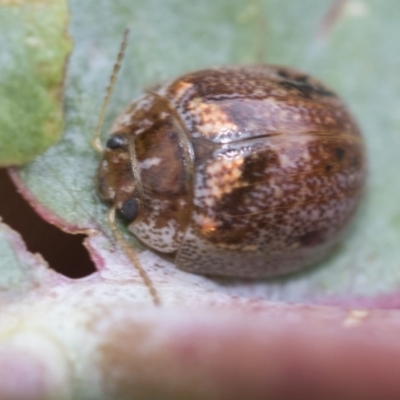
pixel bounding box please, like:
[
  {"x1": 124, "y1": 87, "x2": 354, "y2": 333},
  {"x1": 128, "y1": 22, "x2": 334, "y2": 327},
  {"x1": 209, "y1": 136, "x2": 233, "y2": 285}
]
[
  {"x1": 12, "y1": 0, "x2": 400, "y2": 303},
  {"x1": 0, "y1": 0, "x2": 71, "y2": 166}
]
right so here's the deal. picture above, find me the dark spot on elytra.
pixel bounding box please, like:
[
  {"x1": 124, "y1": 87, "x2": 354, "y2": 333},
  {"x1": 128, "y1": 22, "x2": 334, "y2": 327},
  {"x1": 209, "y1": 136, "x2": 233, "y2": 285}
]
[
  {"x1": 277, "y1": 69, "x2": 289, "y2": 79},
  {"x1": 293, "y1": 74, "x2": 309, "y2": 83},
  {"x1": 215, "y1": 183, "x2": 259, "y2": 219},
  {"x1": 242, "y1": 152, "x2": 270, "y2": 181},
  {"x1": 277, "y1": 70, "x2": 309, "y2": 83},
  {"x1": 279, "y1": 80, "x2": 336, "y2": 99},
  {"x1": 335, "y1": 147, "x2": 345, "y2": 160},
  {"x1": 325, "y1": 164, "x2": 333, "y2": 173}
]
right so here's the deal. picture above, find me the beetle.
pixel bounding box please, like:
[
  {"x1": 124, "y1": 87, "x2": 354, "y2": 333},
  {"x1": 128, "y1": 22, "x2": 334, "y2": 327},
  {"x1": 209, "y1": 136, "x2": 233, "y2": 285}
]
[{"x1": 96, "y1": 62, "x2": 366, "y2": 280}]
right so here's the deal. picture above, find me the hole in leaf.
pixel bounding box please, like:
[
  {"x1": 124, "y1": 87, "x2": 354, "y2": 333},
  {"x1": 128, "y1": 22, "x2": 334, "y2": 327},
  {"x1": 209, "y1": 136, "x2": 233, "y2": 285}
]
[{"x1": 0, "y1": 168, "x2": 96, "y2": 278}]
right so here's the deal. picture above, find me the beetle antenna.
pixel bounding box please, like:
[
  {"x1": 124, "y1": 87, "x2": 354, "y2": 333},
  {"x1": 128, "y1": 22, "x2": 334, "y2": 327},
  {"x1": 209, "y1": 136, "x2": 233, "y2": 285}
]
[
  {"x1": 92, "y1": 29, "x2": 130, "y2": 153},
  {"x1": 107, "y1": 207, "x2": 161, "y2": 306}
]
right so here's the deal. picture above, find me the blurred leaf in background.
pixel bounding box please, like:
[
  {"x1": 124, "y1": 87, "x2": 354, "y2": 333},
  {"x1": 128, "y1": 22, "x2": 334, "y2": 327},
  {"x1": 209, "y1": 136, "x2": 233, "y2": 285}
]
[{"x1": 0, "y1": 0, "x2": 71, "y2": 166}]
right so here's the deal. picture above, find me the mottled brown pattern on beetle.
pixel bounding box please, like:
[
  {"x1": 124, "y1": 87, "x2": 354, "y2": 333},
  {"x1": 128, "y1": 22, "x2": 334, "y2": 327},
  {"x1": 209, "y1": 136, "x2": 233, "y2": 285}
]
[
  {"x1": 191, "y1": 132, "x2": 364, "y2": 249},
  {"x1": 163, "y1": 66, "x2": 361, "y2": 143},
  {"x1": 100, "y1": 64, "x2": 366, "y2": 278}
]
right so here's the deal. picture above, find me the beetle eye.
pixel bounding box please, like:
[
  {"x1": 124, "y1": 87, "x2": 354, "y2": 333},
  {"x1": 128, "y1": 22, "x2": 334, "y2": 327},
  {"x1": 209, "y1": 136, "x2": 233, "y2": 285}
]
[
  {"x1": 119, "y1": 197, "x2": 139, "y2": 221},
  {"x1": 106, "y1": 134, "x2": 126, "y2": 149}
]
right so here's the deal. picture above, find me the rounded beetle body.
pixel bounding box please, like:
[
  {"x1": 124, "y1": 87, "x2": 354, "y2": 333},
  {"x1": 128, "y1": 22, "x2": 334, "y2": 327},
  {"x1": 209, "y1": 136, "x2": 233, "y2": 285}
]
[{"x1": 97, "y1": 65, "x2": 366, "y2": 278}]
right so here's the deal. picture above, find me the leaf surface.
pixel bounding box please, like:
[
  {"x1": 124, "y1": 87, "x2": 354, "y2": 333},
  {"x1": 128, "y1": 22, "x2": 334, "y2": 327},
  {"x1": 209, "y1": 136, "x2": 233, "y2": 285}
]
[
  {"x1": 12, "y1": 0, "x2": 400, "y2": 303},
  {"x1": 0, "y1": 0, "x2": 71, "y2": 166}
]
